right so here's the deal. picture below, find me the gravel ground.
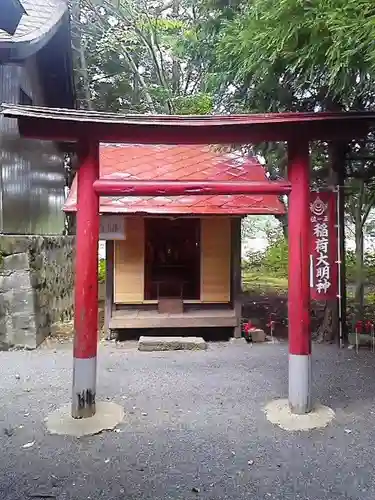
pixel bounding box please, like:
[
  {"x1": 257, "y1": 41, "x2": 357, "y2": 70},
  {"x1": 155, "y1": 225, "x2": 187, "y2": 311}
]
[{"x1": 0, "y1": 340, "x2": 375, "y2": 500}]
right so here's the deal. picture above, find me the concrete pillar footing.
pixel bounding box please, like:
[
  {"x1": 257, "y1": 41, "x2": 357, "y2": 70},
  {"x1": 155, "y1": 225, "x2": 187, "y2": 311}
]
[{"x1": 46, "y1": 401, "x2": 124, "y2": 437}]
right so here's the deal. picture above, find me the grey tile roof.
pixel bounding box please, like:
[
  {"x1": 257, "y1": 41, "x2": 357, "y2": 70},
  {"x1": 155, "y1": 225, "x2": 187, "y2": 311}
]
[{"x1": 0, "y1": 0, "x2": 67, "y2": 56}]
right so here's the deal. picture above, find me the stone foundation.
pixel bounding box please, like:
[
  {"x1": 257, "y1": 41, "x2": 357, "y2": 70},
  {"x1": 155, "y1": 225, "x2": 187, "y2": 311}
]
[{"x1": 0, "y1": 235, "x2": 75, "y2": 349}]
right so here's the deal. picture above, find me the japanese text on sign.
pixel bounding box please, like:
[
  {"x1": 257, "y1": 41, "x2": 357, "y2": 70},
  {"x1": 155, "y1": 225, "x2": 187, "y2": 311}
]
[{"x1": 310, "y1": 196, "x2": 331, "y2": 295}]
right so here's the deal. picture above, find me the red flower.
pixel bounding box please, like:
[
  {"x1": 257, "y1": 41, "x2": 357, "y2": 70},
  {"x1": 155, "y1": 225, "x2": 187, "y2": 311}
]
[
  {"x1": 355, "y1": 321, "x2": 363, "y2": 333},
  {"x1": 365, "y1": 320, "x2": 373, "y2": 333},
  {"x1": 244, "y1": 321, "x2": 257, "y2": 333}
]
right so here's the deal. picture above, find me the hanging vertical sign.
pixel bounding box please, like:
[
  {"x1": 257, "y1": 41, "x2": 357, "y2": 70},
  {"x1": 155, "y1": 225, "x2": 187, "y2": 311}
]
[{"x1": 310, "y1": 190, "x2": 338, "y2": 301}]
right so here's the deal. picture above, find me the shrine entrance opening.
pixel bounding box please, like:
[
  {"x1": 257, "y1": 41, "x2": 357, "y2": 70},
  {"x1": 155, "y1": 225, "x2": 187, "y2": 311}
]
[
  {"x1": 144, "y1": 217, "x2": 201, "y2": 301},
  {"x1": 3, "y1": 104, "x2": 375, "y2": 421}
]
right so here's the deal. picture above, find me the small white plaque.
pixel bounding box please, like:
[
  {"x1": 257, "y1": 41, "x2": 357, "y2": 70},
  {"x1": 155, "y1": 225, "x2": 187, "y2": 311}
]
[{"x1": 99, "y1": 215, "x2": 125, "y2": 240}]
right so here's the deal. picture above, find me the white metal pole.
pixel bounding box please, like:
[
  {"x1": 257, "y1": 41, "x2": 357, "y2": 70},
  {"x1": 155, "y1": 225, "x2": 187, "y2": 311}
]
[{"x1": 336, "y1": 185, "x2": 344, "y2": 348}]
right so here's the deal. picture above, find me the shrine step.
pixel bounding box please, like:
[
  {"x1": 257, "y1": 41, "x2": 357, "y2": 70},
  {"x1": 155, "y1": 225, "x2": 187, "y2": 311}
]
[{"x1": 138, "y1": 336, "x2": 207, "y2": 352}]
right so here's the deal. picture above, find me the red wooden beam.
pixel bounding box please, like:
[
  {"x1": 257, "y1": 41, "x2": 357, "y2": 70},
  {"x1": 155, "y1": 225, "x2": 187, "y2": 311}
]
[
  {"x1": 92, "y1": 179, "x2": 292, "y2": 197},
  {"x1": 16, "y1": 117, "x2": 371, "y2": 145},
  {"x1": 3, "y1": 104, "x2": 375, "y2": 144}
]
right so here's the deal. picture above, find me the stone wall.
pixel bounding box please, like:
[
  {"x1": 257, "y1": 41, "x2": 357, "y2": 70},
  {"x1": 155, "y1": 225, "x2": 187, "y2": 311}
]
[{"x1": 0, "y1": 236, "x2": 75, "y2": 349}]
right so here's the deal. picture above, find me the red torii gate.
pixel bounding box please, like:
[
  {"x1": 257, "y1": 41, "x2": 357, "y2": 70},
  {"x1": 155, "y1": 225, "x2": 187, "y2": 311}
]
[{"x1": 3, "y1": 105, "x2": 375, "y2": 418}]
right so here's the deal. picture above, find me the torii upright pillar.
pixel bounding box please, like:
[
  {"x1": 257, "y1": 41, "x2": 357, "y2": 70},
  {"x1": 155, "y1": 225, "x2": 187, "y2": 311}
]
[
  {"x1": 72, "y1": 140, "x2": 100, "y2": 419},
  {"x1": 287, "y1": 139, "x2": 312, "y2": 414}
]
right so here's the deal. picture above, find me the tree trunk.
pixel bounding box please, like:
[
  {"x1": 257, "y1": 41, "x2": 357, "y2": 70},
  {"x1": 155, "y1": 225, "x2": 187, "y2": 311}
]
[
  {"x1": 354, "y1": 182, "x2": 365, "y2": 320},
  {"x1": 171, "y1": 0, "x2": 180, "y2": 95},
  {"x1": 337, "y1": 179, "x2": 347, "y2": 342},
  {"x1": 275, "y1": 213, "x2": 288, "y2": 239},
  {"x1": 316, "y1": 141, "x2": 347, "y2": 343},
  {"x1": 79, "y1": 42, "x2": 93, "y2": 110},
  {"x1": 69, "y1": 0, "x2": 93, "y2": 110},
  {"x1": 355, "y1": 232, "x2": 364, "y2": 319},
  {"x1": 316, "y1": 303, "x2": 334, "y2": 343},
  {"x1": 131, "y1": 55, "x2": 140, "y2": 107}
]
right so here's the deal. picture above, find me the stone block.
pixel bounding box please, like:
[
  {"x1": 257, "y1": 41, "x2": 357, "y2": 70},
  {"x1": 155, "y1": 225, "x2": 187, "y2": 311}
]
[
  {"x1": 0, "y1": 291, "x2": 12, "y2": 315},
  {"x1": 11, "y1": 311, "x2": 35, "y2": 331},
  {"x1": 10, "y1": 290, "x2": 34, "y2": 315},
  {"x1": 0, "y1": 235, "x2": 75, "y2": 349},
  {"x1": 30, "y1": 254, "x2": 44, "y2": 271},
  {"x1": 0, "y1": 235, "x2": 31, "y2": 255},
  {"x1": 0, "y1": 318, "x2": 8, "y2": 337},
  {"x1": 138, "y1": 336, "x2": 207, "y2": 352},
  {"x1": 229, "y1": 337, "x2": 248, "y2": 345},
  {"x1": 0, "y1": 271, "x2": 32, "y2": 293},
  {"x1": 251, "y1": 329, "x2": 266, "y2": 342},
  {"x1": 2, "y1": 252, "x2": 29, "y2": 271}
]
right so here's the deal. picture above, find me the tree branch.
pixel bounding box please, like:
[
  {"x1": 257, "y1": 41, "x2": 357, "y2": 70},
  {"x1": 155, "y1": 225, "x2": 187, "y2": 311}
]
[
  {"x1": 361, "y1": 191, "x2": 375, "y2": 229},
  {"x1": 80, "y1": 0, "x2": 157, "y2": 112}
]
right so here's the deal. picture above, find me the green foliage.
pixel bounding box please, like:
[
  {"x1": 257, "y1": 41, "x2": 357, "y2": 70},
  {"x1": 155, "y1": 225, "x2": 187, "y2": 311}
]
[
  {"x1": 346, "y1": 249, "x2": 375, "y2": 283},
  {"x1": 262, "y1": 237, "x2": 288, "y2": 277},
  {"x1": 219, "y1": 1, "x2": 374, "y2": 95},
  {"x1": 365, "y1": 292, "x2": 375, "y2": 305},
  {"x1": 197, "y1": 0, "x2": 375, "y2": 320},
  {"x1": 244, "y1": 244, "x2": 375, "y2": 289},
  {"x1": 173, "y1": 93, "x2": 213, "y2": 115},
  {"x1": 345, "y1": 250, "x2": 356, "y2": 282},
  {"x1": 244, "y1": 236, "x2": 288, "y2": 278},
  {"x1": 72, "y1": 0, "x2": 213, "y2": 115},
  {"x1": 241, "y1": 215, "x2": 283, "y2": 242},
  {"x1": 200, "y1": 0, "x2": 375, "y2": 108},
  {"x1": 242, "y1": 270, "x2": 287, "y2": 293},
  {"x1": 138, "y1": 17, "x2": 185, "y2": 33},
  {"x1": 98, "y1": 258, "x2": 106, "y2": 283}
]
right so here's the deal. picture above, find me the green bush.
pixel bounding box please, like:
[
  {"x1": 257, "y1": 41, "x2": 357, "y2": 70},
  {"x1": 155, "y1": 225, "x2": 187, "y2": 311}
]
[
  {"x1": 345, "y1": 250, "x2": 356, "y2": 282},
  {"x1": 98, "y1": 258, "x2": 106, "y2": 283},
  {"x1": 262, "y1": 237, "x2": 288, "y2": 277},
  {"x1": 242, "y1": 250, "x2": 263, "y2": 271},
  {"x1": 346, "y1": 249, "x2": 375, "y2": 284},
  {"x1": 244, "y1": 237, "x2": 288, "y2": 278},
  {"x1": 243, "y1": 243, "x2": 375, "y2": 285}
]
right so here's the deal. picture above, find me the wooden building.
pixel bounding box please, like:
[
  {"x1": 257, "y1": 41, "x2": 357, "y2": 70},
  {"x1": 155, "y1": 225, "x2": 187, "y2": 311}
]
[
  {"x1": 0, "y1": 0, "x2": 75, "y2": 349},
  {"x1": 65, "y1": 144, "x2": 285, "y2": 338},
  {"x1": 0, "y1": 0, "x2": 74, "y2": 234}
]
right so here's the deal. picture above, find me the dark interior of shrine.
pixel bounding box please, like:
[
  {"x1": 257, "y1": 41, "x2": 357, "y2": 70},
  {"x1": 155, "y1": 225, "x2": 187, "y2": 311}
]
[{"x1": 144, "y1": 218, "x2": 201, "y2": 300}]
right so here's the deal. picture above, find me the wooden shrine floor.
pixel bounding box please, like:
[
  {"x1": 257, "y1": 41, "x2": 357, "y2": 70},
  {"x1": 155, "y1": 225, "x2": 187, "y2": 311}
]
[{"x1": 109, "y1": 307, "x2": 238, "y2": 330}]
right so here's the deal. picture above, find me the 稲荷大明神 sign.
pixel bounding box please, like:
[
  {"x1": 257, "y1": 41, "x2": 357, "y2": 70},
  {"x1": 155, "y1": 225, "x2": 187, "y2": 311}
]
[{"x1": 310, "y1": 191, "x2": 338, "y2": 301}]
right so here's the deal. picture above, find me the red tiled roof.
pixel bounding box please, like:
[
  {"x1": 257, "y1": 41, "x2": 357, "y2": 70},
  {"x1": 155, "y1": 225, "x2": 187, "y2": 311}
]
[{"x1": 64, "y1": 144, "x2": 286, "y2": 215}]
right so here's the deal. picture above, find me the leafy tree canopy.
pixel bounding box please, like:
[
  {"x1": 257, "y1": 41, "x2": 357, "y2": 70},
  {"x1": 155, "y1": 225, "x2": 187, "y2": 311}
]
[{"x1": 199, "y1": 0, "x2": 375, "y2": 113}]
